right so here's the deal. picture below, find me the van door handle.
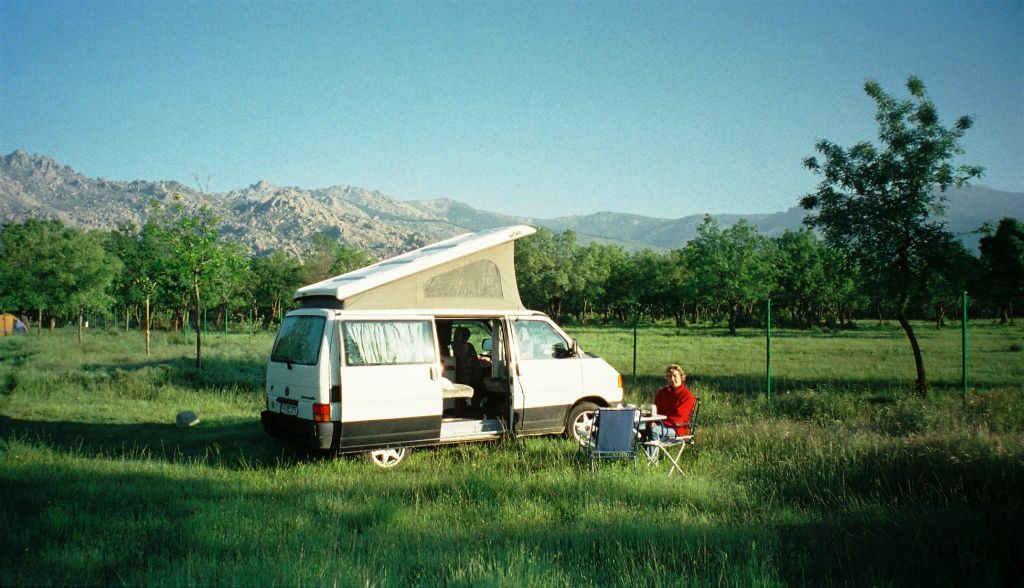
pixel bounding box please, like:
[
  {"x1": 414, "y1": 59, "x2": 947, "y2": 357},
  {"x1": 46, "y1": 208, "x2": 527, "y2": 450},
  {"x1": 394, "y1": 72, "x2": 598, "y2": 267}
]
[{"x1": 430, "y1": 365, "x2": 439, "y2": 380}]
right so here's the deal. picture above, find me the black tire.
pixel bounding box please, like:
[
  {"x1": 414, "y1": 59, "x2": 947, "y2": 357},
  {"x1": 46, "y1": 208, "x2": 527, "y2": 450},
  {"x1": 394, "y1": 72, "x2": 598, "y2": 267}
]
[{"x1": 565, "y1": 401, "x2": 599, "y2": 446}]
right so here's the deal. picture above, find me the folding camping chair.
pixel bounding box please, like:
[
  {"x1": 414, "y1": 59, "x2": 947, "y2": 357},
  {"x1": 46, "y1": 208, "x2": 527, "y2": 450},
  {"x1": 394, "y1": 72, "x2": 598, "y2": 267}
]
[
  {"x1": 587, "y1": 407, "x2": 641, "y2": 471},
  {"x1": 643, "y1": 397, "x2": 700, "y2": 477}
]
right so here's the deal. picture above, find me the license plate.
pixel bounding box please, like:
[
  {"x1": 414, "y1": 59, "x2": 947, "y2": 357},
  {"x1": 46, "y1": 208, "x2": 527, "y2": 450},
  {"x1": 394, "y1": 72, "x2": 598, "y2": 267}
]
[{"x1": 279, "y1": 403, "x2": 298, "y2": 416}]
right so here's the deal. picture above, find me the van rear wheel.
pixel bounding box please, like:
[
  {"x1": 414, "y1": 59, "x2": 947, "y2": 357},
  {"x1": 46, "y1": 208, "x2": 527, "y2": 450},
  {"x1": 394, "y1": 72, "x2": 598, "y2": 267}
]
[
  {"x1": 566, "y1": 401, "x2": 598, "y2": 447},
  {"x1": 368, "y1": 447, "x2": 408, "y2": 468}
]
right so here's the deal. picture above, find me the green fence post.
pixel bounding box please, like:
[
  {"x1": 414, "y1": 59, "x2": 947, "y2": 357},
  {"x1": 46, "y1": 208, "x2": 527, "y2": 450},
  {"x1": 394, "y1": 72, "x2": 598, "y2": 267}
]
[
  {"x1": 631, "y1": 302, "x2": 639, "y2": 386},
  {"x1": 766, "y1": 298, "x2": 772, "y2": 400},
  {"x1": 962, "y1": 290, "x2": 968, "y2": 400}
]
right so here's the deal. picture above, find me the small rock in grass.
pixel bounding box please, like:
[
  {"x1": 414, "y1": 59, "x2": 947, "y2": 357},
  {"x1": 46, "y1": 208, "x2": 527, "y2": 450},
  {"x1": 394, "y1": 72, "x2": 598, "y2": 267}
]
[{"x1": 176, "y1": 411, "x2": 200, "y2": 427}]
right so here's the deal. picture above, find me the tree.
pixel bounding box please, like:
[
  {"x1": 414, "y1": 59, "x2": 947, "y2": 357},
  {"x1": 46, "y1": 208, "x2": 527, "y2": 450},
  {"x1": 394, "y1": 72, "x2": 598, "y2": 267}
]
[
  {"x1": 148, "y1": 198, "x2": 232, "y2": 369},
  {"x1": 773, "y1": 229, "x2": 860, "y2": 328},
  {"x1": 0, "y1": 220, "x2": 62, "y2": 332},
  {"x1": 250, "y1": 251, "x2": 304, "y2": 328},
  {"x1": 801, "y1": 76, "x2": 984, "y2": 397},
  {"x1": 978, "y1": 218, "x2": 1024, "y2": 324},
  {"x1": 301, "y1": 233, "x2": 373, "y2": 284},
  {"x1": 58, "y1": 228, "x2": 120, "y2": 342},
  {"x1": 681, "y1": 217, "x2": 775, "y2": 334},
  {"x1": 773, "y1": 229, "x2": 830, "y2": 327},
  {"x1": 514, "y1": 228, "x2": 575, "y2": 320},
  {"x1": 0, "y1": 220, "x2": 118, "y2": 338}
]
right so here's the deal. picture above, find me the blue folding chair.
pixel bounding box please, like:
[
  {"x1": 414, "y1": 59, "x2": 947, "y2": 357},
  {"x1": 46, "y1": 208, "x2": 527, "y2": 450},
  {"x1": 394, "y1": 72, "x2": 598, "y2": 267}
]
[{"x1": 587, "y1": 407, "x2": 641, "y2": 470}]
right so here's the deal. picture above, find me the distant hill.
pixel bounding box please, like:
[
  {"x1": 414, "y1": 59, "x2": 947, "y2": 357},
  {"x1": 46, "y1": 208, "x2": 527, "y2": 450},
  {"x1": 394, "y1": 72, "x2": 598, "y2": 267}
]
[{"x1": 2, "y1": 150, "x2": 1021, "y2": 256}]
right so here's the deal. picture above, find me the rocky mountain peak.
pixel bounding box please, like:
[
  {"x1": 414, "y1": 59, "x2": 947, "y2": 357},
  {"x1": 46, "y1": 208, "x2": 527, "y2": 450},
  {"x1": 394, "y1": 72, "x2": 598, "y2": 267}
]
[{"x1": 249, "y1": 179, "x2": 276, "y2": 193}]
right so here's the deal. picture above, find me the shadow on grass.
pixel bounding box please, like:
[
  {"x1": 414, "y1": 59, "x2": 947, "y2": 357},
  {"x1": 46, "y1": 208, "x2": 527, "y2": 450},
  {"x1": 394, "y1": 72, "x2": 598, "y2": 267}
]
[
  {"x1": 81, "y1": 355, "x2": 265, "y2": 393},
  {"x1": 0, "y1": 415, "x2": 308, "y2": 469},
  {"x1": 2, "y1": 454, "x2": 1021, "y2": 586}
]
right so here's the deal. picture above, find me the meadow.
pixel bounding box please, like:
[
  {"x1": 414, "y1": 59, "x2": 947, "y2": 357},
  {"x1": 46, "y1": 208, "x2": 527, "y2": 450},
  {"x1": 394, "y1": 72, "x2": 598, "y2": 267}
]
[{"x1": 1, "y1": 322, "x2": 1022, "y2": 586}]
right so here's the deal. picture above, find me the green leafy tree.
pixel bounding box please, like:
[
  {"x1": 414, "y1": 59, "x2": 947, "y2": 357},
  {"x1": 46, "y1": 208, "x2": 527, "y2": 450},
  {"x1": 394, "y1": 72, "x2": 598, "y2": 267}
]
[
  {"x1": 978, "y1": 218, "x2": 1024, "y2": 324},
  {"x1": 913, "y1": 234, "x2": 977, "y2": 327},
  {"x1": 0, "y1": 220, "x2": 118, "y2": 339},
  {"x1": 772, "y1": 229, "x2": 859, "y2": 328},
  {"x1": 0, "y1": 220, "x2": 63, "y2": 331},
  {"x1": 59, "y1": 228, "x2": 120, "y2": 342},
  {"x1": 514, "y1": 228, "x2": 577, "y2": 320},
  {"x1": 801, "y1": 76, "x2": 983, "y2": 396},
  {"x1": 301, "y1": 233, "x2": 374, "y2": 284},
  {"x1": 250, "y1": 251, "x2": 304, "y2": 328},
  {"x1": 148, "y1": 199, "x2": 233, "y2": 369},
  {"x1": 682, "y1": 216, "x2": 775, "y2": 334},
  {"x1": 569, "y1": 242, "x2": 628, "y2": 322},
  {"x1": 205, "y1": 240, "x2": 249, "y2": 331},
  {"x1": 773, "y1": 229, "x2": 829, "y2": 327}
]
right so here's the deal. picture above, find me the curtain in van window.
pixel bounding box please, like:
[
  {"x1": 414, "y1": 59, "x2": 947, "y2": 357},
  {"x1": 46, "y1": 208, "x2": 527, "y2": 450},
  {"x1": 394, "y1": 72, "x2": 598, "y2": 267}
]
[{"x1": 343, "y1": 320, "x2": 434, "y2": 366}]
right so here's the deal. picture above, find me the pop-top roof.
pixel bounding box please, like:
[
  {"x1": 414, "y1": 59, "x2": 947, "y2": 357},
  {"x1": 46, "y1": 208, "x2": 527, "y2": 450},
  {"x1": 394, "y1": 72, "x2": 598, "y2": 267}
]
[{"x1": 294, "y1": 225, "x2": 537, "y2": 310}]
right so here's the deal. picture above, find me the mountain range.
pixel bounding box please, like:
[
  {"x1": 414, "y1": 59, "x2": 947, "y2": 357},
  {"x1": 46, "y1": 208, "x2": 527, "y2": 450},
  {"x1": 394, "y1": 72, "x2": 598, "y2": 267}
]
[{"x1": 2, "y1": 150, "x2": 1021, "y2": 257}]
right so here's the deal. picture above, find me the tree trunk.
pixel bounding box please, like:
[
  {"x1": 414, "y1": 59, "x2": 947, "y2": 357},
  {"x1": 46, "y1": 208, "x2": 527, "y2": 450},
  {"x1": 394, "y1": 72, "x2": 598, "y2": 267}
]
[
  {"x1": 194, "y1": 272, "x2": 202, "y2": 369},
  {"x1": 145, "y1": 297, "x2": 151, "y2": 357},
  {"x1": 125, "y1": 306, "x2": 131, "y2": 332},
  {"x1": 728, "y1": 301, "x2": 738, "y2": 335},
  {"x1": 49, "y1": 316, "x2": 55, "y2": 334},
  {"x1": 897, "y1": 314, "x2": 928, "y2": 398},
  {"x1": 37, "y1": 308, "x2": 42, "y2": 336},
  {"x1": 78, "y1": 308, "x2": 83, "y2": 344}
]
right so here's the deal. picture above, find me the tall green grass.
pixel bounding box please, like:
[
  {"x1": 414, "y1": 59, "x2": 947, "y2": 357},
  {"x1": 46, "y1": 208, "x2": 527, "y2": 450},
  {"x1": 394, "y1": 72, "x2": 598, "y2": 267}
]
[{"x1": 2, "y1": 324, "x2": 1022, "y2": 586}]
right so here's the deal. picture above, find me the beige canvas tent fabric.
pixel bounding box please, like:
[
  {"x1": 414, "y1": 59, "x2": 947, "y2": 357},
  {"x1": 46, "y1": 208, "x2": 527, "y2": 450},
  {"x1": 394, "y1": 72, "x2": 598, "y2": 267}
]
[{"x1": 341, "y1": 242, "x2": 524, "y2": 310}]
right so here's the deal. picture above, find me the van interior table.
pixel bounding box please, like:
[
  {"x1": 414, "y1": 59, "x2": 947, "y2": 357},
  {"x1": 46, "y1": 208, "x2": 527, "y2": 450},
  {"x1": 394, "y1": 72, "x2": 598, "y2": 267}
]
[{"x1": 442, "y1": 383, "x2": 475, "y2": 399}]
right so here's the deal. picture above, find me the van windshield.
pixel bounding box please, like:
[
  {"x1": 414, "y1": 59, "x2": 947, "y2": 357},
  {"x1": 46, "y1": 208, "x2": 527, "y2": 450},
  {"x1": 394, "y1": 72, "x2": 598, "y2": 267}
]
[{"x1": 272, "y1": 315, "x2": 326, "y2": 366}]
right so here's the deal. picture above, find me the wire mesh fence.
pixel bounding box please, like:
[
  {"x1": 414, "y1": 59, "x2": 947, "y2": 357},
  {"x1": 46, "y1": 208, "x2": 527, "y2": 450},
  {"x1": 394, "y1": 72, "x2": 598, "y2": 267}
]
[{"x1": 570, "y1": 320, "x2": 1024, "y2": 402}]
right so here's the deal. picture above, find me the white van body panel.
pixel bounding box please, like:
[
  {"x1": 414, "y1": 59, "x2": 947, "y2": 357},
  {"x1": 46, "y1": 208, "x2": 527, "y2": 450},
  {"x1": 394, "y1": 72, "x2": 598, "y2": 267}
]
[{"x1": 338, "y1": 314, "x2": 440, "y2": 423}]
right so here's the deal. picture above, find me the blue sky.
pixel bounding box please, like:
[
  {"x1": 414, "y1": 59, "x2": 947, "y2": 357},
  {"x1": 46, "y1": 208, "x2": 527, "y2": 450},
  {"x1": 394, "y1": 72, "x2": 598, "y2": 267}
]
[{"x1": 2, "y1": 1, "x2": 1021, "y2": 219}]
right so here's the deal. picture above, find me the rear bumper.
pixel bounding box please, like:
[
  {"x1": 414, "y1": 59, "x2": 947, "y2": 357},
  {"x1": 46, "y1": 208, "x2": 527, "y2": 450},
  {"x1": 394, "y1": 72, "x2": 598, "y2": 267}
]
[{"x1": 261, "y1": 410, "x2": 335, "y2": 450}]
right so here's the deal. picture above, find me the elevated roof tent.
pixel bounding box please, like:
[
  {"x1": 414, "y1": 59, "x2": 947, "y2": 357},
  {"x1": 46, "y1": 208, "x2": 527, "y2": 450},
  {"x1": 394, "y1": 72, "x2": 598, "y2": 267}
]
[{"x1": 295, "y1": 224, "x2": 537, "y2": 311}]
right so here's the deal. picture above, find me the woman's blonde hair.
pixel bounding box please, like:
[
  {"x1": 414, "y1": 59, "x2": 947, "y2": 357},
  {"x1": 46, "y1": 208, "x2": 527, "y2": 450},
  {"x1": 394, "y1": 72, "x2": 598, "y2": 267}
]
[{"x1": 665, "y1": 364, "x2": 685, "y2": 378}]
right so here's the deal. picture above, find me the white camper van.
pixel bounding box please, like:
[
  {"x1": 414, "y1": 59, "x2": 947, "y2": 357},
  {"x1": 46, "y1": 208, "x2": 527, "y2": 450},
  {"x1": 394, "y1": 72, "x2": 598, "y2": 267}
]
[{"x1": 261, "y1": 225, "x2": 624, "y2": 466}]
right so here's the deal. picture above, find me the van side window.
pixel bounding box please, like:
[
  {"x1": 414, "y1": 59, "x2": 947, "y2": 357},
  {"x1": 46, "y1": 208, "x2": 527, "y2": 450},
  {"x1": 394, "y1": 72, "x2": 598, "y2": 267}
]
[
  {"x1": 343, "y1": 320, "x2": 435, "y2": 366},
  {"x1": 514, "y1": 320, "x2": 568, "y2": 360},
  {"x1": 271, "y1": 315, "x2": 327, "y2": 366}
]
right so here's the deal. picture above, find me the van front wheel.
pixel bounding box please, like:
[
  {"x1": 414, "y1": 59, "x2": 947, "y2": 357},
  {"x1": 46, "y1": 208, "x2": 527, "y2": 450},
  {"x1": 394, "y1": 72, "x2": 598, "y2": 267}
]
[
  {"x1": 368, "y1": 447, "x2": 409, "y2": 468},
  {"x1": 566, "y1": 402, "x2": 598, "y2": 446}
]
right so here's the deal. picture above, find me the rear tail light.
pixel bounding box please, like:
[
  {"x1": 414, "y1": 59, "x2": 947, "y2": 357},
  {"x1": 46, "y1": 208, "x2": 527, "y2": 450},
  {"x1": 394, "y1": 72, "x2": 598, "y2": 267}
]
[
  {"x1": 617, "y1": 374, "x2": 623, "y2": 389},
  {"x1": 313, "y1": 403, "x2": 331, "y2": 422}
]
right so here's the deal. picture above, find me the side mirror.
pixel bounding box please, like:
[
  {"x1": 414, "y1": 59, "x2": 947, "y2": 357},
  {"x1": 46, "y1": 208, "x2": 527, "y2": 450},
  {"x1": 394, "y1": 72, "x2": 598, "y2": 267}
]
[
  {"x1": 481, "y1": 338, "x2": 493, "y2": 352},
  {"x1": 555, "y1": 340, "x2": 579, "y2": 359}
]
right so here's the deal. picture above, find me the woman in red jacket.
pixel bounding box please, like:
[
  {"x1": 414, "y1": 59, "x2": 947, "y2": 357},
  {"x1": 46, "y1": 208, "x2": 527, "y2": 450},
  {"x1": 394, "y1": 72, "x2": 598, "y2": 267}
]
[{"x1": 644, "y1": 364, "x2": 697, "y2": 454}]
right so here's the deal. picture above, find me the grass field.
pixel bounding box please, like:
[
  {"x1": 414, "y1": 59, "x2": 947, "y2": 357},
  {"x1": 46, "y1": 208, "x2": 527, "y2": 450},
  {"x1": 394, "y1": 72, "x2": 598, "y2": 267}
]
[{"x1": 2, "y1": 323, "x2": 1023, "y2": 586}]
